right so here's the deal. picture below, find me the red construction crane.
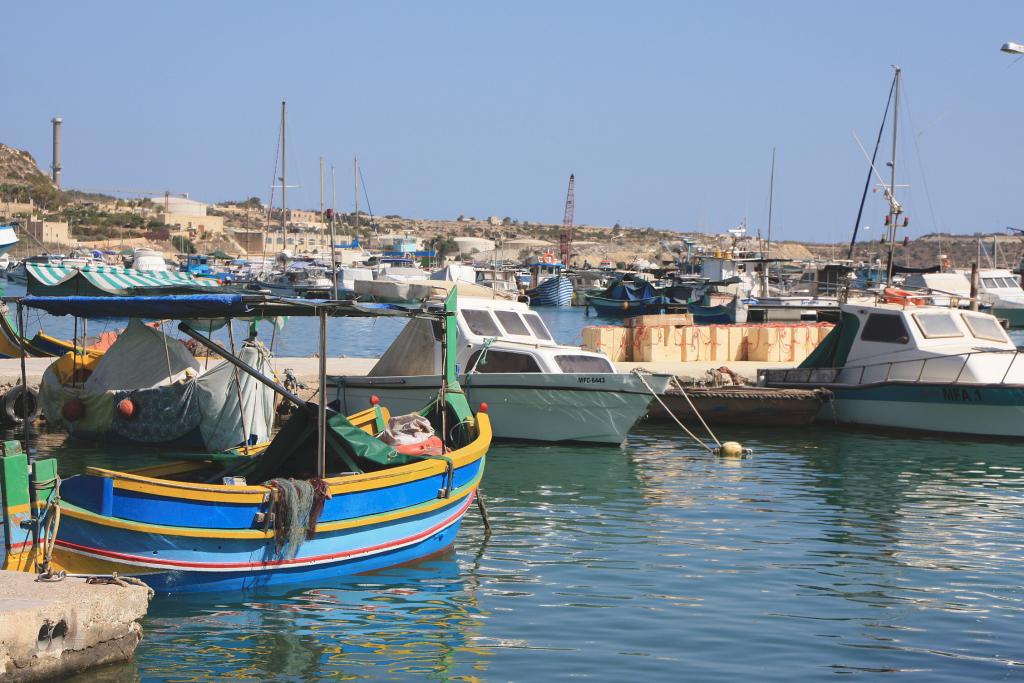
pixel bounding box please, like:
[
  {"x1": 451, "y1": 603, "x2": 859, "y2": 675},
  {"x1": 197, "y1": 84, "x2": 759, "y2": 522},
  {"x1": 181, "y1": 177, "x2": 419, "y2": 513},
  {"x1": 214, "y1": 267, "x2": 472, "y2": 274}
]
[{"x1": 558, "y1": 173, "x2": 575, "y2": 266}]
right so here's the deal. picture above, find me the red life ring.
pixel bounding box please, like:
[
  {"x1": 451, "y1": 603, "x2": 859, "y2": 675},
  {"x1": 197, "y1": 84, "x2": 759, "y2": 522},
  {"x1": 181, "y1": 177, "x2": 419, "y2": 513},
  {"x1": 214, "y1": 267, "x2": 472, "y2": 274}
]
[{"x1": 882, "y1": 287, "x2": 925, "y2": 306}]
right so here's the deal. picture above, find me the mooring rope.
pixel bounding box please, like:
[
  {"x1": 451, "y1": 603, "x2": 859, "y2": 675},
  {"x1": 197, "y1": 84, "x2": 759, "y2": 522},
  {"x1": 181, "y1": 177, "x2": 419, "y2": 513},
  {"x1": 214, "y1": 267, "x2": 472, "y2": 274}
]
[
  {"x1": 669, "y1": 375, "x2": 722, "y2": 448},
  {"x1": 631, "y1": 369, "x2": 714, "y2": 453}
]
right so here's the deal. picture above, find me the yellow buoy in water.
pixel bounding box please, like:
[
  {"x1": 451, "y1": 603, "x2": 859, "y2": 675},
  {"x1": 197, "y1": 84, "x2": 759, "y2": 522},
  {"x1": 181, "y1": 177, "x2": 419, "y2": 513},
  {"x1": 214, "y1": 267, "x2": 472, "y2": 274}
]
[{"x1": 717, "y1": 441, "x2": 745, "y2": 458}]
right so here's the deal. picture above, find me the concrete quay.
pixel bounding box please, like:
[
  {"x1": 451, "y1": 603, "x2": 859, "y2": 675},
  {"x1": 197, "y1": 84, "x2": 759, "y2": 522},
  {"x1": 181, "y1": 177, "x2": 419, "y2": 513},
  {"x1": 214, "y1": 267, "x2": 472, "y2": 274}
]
[
  {"x1": 0, "y1": 570, "x2": 152, "y2": 681},
  {"x1": 0, "y1": 356, "x2": 793, "y2": 389}
]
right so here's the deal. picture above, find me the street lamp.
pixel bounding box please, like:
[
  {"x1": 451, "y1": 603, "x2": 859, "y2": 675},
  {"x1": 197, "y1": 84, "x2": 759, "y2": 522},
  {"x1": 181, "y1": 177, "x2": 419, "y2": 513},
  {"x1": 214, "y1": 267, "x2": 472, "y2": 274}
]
[{"x1": 1001, "y1": 42, "x2": 1024, "y2": 54}]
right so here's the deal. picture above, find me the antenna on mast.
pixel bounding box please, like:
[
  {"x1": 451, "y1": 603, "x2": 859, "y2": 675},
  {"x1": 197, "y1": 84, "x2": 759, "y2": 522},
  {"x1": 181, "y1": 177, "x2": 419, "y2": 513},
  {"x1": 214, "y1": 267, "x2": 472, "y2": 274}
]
[
  {"x1": 559, "y1": 174, "x2": 575, "y2": 266},
  {"x1": 763, "y1": 148, "x2": 776, "y2": 297}
]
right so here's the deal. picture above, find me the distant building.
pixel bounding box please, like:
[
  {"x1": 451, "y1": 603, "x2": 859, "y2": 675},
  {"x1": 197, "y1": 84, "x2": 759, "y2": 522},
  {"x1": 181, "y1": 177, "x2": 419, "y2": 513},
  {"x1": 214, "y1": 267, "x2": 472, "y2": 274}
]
[
  {"x1": 268, "y1": 208, "x2": 321, "y2": 226},
  {"x1": 157, "y1": 196, "x2": 207, "y2": 216},
  {"x1": 25, "y1": 219, "x2": 70, "y2": 245},
  {"x1": 261, "y1": 228, "x2": 332, "y2": 254},
  {"x1": 0, "y1": 200, "x2": 34, "y2": 220},
  {"x1": 231, "y1": 229, "x2": 265, "y2": 256},
  {"x1": 454, "y1": 235, "x2": 494, "y2": 255},
  {"x1": 488, "y1": 216, "x2": 501, "y2": 226},
  {"x1": 164, "y1": 213, "x2": 225, "y2": 235}
]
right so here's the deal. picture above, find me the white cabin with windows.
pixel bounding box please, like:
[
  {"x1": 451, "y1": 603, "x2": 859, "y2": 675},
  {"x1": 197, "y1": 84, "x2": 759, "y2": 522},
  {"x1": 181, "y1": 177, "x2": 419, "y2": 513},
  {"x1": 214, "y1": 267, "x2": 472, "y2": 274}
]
[
  {"x1": 369, "y1": 295, "x2": 615, "y2": 377},
  {"x1": 766, "y1": 301, "x2": 1022, "y2": 387},
  {"x1": 761, "y1": 301, "x2": 1024, "y2": 438},
  {"x1": 330, "y1": 292, "x2": 670, "y2": 444},
  {"x1": 974, "y1": 269, "x2": 1024, "y2": 327}
]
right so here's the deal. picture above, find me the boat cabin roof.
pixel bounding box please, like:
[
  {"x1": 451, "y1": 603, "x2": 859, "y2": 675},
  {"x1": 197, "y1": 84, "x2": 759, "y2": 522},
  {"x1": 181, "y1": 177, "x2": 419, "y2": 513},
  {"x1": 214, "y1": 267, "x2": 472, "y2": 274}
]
[{"x1": 838, "y1": 301, "x2": 1014, "y2": 363}]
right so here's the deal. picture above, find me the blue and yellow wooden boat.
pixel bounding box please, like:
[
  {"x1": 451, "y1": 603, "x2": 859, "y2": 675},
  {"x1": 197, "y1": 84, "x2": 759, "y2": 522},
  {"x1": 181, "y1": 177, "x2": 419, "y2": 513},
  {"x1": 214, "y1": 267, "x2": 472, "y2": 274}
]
[{"x1": 2, "y1": 291, "x2": 490, "y2": 593}]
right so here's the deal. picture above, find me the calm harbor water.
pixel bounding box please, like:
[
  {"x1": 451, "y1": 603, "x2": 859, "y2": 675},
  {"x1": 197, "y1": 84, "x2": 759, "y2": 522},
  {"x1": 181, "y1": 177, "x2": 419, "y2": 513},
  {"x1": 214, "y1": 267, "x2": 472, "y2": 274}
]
[
  {"x1": 37, "y1": 424, "x2": 1024, "y2": 681},
  {"x1": 6, "y1": 284, "x2": 1024, "y2": 680}
]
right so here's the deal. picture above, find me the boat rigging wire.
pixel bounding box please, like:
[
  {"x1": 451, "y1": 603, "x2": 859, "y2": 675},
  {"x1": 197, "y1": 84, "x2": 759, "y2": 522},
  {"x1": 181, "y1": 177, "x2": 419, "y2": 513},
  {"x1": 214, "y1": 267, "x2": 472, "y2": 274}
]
[{"x1": 848, "y1": 71, "x2": 897, "y2": 261}]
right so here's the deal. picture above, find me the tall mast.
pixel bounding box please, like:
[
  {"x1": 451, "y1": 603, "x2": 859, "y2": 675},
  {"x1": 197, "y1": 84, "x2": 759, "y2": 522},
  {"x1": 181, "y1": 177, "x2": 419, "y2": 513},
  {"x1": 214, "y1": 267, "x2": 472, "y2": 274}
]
[
  {"x1": 848, "y1": 73, "x2": 897, "y2": 261},
  {"x1": 330, "y1": 164, "x2": 338, "y2": 298},
  {"x1": 885, "y1": 68, "x2": 901, "y2": 285},
  {"x1": 559, "y1": 174, "x2": 575, "y2": 266},
  {"x1": 764, "y1": 147, "x2": 776, "y2": 297},
  {"x1": 280, "y1": 101, "x2": 287, "y2": 233},
  {"x1": 353, "y1": 156, "x2": 359, "y2": 237},
  {"x1": 319, "y1": 156, "x2": 325, "y2": 224}
]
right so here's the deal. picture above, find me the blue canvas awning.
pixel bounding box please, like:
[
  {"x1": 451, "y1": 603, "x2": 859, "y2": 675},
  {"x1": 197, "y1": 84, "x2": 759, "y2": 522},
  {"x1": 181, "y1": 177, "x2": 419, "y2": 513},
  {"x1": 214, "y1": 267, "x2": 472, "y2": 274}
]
[
  {"x1": 18, "y1": 294, "x2": 422, "y2": 320},
  {"x1": 26, "y1": 263, "x2": 223, "y2": 296}
]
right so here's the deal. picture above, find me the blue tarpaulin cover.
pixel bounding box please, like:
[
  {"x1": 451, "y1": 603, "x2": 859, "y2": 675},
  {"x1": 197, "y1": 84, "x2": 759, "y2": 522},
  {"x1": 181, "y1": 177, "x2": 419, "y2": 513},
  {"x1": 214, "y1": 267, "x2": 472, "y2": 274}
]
[
  {"x1": 19, "y1": 294, "x2": 420, "y2": 320},
  {"x1": 21, "y1": 294, "x2": 251, "y2": 319},
  {"x1": 605, "y1": 278, "x2": 658, "y2": 302}
]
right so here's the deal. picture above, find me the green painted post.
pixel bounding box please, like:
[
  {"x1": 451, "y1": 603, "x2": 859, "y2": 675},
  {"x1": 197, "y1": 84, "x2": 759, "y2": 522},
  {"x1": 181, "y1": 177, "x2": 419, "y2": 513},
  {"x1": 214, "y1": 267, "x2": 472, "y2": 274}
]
[
  {"x1": 0, "y1": 444, "x2": 30, "y2": 570},
  {"x1": 442, "y1": 288, "x2": 472, "y2": 424}
]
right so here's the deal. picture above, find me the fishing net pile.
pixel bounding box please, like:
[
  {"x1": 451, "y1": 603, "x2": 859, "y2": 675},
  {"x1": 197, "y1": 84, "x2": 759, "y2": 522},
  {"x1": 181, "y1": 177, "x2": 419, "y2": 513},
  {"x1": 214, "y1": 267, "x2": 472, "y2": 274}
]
[
  {"x1": 39, "y1": 319, "x2": 276, "y2": 451},
  {"x1": 266, "y1": 477, "x2": 331, "y2": 559}
]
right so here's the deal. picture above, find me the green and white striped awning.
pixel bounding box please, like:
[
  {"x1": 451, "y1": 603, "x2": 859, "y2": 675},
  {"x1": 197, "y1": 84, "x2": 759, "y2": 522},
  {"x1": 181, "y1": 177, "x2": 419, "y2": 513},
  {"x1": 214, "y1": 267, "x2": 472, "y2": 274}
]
[{"x1": 26, "y1": 263, "x2": 223, "y2": 296}]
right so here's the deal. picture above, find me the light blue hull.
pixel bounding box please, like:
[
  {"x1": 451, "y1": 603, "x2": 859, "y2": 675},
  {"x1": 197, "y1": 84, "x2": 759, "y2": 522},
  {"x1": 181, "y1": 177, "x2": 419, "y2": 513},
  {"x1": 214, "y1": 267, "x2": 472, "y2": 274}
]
[
  {"x1": 818, "y1": 383, "x2": 1024, "y2": 438},
  {"x1": 992, "y1": 305, "x2": 1024, "y2": 328}
]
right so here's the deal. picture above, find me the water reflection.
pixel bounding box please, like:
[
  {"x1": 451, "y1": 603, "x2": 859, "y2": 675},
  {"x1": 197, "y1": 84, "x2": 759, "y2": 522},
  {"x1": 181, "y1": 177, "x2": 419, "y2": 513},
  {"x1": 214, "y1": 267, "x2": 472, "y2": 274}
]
[
  {"x1": 66, "y1": 551, "x2": 489, "y2": 682},
  {"x1": 32, "y1": 420, "x2": 1024, "y2": 680}
]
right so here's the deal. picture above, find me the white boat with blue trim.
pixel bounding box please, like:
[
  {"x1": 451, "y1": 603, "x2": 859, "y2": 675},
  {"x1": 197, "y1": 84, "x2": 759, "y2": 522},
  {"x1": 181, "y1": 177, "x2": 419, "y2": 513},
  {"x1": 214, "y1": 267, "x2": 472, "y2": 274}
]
[
  {"x1": 762, "y1": 298, "x2": 1024, "y2": 438},
  {"x1": 328, "y1": 292, "x2": 669, "y2": 445}
]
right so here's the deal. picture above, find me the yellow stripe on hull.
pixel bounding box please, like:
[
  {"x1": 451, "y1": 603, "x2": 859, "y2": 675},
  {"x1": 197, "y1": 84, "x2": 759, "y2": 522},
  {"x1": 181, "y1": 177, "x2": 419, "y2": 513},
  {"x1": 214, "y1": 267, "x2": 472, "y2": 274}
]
[
  {"x1": 85, "y1": 413, "x2": 491, "y2": 504},
  {"x1": 58, "y1": 468, "x2": 484, "y2": 540}
]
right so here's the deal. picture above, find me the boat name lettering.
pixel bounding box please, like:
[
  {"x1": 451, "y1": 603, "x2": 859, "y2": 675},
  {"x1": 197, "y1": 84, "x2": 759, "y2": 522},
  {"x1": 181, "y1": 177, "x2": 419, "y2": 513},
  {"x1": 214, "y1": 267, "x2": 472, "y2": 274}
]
[
  {"x1": 577, "y1": 376, "x2": 606, "y2": 384},
  {"x1": 941, "y1": 387, "x2": 982, "y2": 402}
]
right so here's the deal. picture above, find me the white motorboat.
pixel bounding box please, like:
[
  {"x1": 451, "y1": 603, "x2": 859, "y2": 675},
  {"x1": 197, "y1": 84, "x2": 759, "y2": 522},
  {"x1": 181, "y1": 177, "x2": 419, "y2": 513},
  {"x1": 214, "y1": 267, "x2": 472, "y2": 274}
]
[
  {"x1": 328, "y1": 292, "x2": 670, "y2": 444},
  {"x1": 261, "y1": 260, "x2": 333, "y2": 298},
  {"x1": 976, "y1": 269, "x2": 1024, "y2": 327},
  {"x1": 475, "y1": 268, "x2": 525, "y2": 300},
  {"x1": 0, "y1": 225, "x2": 18, "y2": 256},
  {"x1": 130, "y1": 248, "x2": 169, "y2": 273},
  {"x1": 335, "y1": 266, "x2": 374, "y2": 298},
  {"x1": 762, "y1": 297, "x2": 1024, "y2": 438}
]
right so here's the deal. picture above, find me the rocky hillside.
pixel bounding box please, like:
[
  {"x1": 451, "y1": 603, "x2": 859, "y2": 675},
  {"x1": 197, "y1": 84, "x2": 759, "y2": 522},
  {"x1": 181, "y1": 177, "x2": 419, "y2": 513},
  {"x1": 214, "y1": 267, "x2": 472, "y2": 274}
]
[
  {"x1": 0, "y1": 143, "x2": 61, "y2": 208},
  {"x1": 0, "y1": 144, "x2": 52, "y2": 187},
  {"x1": 808, "y1": 233, "x2": 1024, "y2": 270}
]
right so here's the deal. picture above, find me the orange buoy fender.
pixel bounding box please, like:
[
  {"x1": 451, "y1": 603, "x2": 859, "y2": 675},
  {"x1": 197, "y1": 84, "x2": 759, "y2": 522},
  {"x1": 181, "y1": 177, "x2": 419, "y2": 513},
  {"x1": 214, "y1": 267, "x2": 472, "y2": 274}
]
[{"x1": 116, "y1": 398, "x2": 137, "y2": 420}]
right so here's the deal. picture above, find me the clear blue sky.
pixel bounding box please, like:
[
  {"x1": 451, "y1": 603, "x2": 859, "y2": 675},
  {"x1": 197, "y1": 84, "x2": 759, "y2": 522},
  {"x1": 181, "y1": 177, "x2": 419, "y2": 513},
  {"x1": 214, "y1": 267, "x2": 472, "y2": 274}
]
[{"x1": 5, "y1": 1, "x2": 1024, "y2": 242}]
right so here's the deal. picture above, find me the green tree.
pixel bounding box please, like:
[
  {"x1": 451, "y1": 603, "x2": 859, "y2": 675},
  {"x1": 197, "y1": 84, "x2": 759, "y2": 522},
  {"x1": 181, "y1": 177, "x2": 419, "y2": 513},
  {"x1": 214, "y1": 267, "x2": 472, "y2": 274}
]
[
  {"x1": 171, "y1": 235, "x2": 196, "y2": 254},
  {"x1": 434, "y1": 236, "x2": 459, "y2": 259}
]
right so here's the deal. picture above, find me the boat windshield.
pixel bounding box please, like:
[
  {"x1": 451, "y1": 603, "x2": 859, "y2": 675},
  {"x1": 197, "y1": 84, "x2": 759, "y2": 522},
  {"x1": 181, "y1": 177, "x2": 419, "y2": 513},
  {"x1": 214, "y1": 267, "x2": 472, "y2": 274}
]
[
  {"x1": 462, "y1": 309, "x2": 501, "y2": 336},
  {"x1": 554, "y1": 355, "x2": 615, "y2": 373},
  {"x1": 860, "y1": 313, "x2": 910, "y2": 344},
  {"x1": 961, "y1": 313, "x2": 1009, "y2": 343},
  {"x1": 494, "y1": 310, "x2": 530, "y2": 336},
  {"x1": 912, "y1": 312, "x2": 963, "y2": 339},
  {"x1": 522, "y1": 313, "x2": 553, "y2": 341}
]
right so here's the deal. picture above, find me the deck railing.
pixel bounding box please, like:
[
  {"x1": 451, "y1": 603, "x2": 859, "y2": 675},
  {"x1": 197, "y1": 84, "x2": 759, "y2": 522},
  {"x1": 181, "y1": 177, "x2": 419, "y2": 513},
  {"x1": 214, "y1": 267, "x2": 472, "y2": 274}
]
[{"x1": 767, "y1": 348, "x2": 1024, "y2": 387}]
